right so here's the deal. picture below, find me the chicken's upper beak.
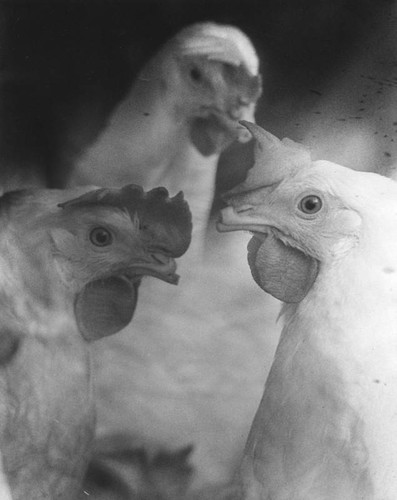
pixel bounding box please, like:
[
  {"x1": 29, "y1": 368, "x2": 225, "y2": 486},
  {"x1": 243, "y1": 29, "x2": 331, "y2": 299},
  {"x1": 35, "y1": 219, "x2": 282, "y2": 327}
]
[
  {"x1": 217, "y1": 182, "x2": 275, "y2": 233},
  {"x1": 126, "y1": 253, "x2": 179, "y2": 285},
  {"x1": 217, "y1": 205, "x2": 268, "y2": 233}
]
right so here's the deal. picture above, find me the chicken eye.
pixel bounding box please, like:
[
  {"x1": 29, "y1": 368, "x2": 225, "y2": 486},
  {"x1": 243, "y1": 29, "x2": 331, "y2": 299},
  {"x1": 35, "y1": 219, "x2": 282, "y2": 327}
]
[
  {"x1": 190, "y1": 67, "x2": 202, "y2": 82},
  {"x1": 298, "y1": 195, "x2": 323, "y2": 214},
  {"x1": 89, "y1": 227, "x2": 113, "y2": 247}
]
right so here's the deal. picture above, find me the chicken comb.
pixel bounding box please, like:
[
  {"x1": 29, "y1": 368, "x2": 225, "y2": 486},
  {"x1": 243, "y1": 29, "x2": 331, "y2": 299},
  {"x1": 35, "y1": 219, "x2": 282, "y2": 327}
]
[
  {"x1": 58, "y1": 184, "x2": 192, "y2": 258},
  {"x1": 176, "y1": 22, "x2": 259, "y2": 76},
  {"x1": 227, "y1": 121, "x2": 312, "y2": 195},
  {"x1": 58, "y1": 184, "x2": 144, "y2": 212},
  {"x1": 136, "y1": 188, "x2": 192, "y2": 258}
]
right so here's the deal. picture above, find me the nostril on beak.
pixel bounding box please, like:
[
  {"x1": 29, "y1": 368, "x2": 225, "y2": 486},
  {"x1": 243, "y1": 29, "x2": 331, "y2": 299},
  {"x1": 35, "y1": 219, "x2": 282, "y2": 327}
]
[
  {"x1": 150, "y1": 252, "x2": 170, "y2": 265},
  {"x1": 236, "y1": 204, "x2": 254, "y2": 214}
]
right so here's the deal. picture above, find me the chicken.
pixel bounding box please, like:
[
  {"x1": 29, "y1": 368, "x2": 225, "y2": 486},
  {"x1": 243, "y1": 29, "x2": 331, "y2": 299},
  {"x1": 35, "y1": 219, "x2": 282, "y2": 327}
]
[
  {"x1": 218, "y1": 121, "x2": 397, "y2": 499},
  {"x1": 70, "y1": 22, "x2": 271, "y2": 489},
  {"x1": 0, "y1": 184, "x2": 191, "y2": 499}
]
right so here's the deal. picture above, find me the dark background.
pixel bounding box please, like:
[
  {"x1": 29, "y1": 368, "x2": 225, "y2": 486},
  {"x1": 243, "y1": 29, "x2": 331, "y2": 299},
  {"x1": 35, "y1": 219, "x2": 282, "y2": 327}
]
[{"x1": 0, "y1": 0, "x2": 393, "y2": 191}]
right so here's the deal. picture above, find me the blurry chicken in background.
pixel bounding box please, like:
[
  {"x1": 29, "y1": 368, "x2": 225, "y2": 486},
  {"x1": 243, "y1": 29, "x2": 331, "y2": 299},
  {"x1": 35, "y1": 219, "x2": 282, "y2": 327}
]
[
  {"x1": 0, "y1": 184, "x2": 191, "y2": 500},
  {"x1": 68, "y1": 22, "x2": 273, "y2": 491}
]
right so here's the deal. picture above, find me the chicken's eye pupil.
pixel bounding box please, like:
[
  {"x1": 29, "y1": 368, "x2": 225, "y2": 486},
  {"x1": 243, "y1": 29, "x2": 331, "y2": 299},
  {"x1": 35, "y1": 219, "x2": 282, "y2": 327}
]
[
  {"x1": 90, "y1": 227, "x2": 113, "y2": 247},
  {"x1": 299, "y1": 195, "x2": 322, "y2": 214},
  {"x1": 190, "y1": 67, "x2": 202, "y2": 82}
]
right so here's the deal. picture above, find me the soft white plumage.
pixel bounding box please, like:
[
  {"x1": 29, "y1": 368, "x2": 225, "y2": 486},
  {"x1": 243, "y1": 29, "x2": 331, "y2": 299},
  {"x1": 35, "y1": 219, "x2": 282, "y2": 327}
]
[
  {"x1": 219, "y1": 122, "x2": 397, "y2": 499},
  {"x1": 71, "y1": 22, "x2": 274, "y2": 488}
]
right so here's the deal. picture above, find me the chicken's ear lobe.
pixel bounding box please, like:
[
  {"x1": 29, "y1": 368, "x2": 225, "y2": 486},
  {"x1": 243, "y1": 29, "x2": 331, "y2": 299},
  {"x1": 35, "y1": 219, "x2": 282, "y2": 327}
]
[
  {"x1": 75, "y1": 277, "x2": 139, "y2": 341},
  {"x1": 247, "y1": 234, "x2": 319, "y2": 303}
]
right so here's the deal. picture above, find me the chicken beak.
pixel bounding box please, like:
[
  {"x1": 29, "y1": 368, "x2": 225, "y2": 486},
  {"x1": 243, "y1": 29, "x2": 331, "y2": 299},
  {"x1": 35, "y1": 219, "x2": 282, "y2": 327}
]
[
  {"x1": 190, "y1": 71, "x2": 262, "y2": 156},
  {"x1": 217, "y1": 205, "x2": 269, "y2": 233},
  {"x1": 218, "y1": 179, "x2": 276, "y2": 233},
  {"x1": 126, "y1": 253, "x2": 179, "y2": 285}
]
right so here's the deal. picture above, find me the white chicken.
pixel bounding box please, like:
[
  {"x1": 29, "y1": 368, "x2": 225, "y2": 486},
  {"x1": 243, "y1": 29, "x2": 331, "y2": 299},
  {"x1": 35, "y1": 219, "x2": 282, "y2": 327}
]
[
  {"x1": 0, "y1": 184, "x2": 191, "y2": 499},
  {"x1": 70, "y1": 22, "x2": 277, "y2": 489},
  {"x1": 219, "y1": 121, "x2": 397, "y2": 499}
]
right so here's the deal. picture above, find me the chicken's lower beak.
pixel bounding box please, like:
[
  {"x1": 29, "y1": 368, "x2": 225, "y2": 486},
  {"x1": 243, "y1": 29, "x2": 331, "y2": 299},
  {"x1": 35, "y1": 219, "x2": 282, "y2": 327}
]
[{"x1": 126, "y1": 254, "x2": 179, "y2": 285}]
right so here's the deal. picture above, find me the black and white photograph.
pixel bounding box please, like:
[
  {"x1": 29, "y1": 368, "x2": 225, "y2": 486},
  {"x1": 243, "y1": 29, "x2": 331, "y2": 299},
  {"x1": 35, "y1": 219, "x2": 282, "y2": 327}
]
[{"x1": 0, "y1": 0, "x2": 396, "y2": 498}]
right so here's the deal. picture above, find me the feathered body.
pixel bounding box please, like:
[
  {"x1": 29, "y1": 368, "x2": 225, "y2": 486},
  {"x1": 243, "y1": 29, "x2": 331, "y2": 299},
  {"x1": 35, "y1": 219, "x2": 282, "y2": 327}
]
[
  {"x1": 219, "y1": 122, "x2": 397, "y2": 499},
  {"x1": 0, "y1": 185, "x2": 191, "y2": 499}
]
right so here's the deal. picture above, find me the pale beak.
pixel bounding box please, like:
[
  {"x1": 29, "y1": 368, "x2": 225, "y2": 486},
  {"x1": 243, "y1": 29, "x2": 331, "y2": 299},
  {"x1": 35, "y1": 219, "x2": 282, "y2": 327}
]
[
  {"x1": 126, "y1": 254, "x2": 179, "y2": 285},
  {"x1": 217, "y1": 206, "x2": 268, "y2": 233}
]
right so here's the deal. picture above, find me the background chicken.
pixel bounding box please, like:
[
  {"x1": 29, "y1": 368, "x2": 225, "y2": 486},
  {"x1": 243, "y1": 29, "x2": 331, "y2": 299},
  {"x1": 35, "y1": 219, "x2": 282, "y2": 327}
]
[
  {"x1": 0, "y1": 184, "x2": 191, "y2": 499},
  {"x1": 219, "y1": 122, "x2": 397, "y2": 499}
]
